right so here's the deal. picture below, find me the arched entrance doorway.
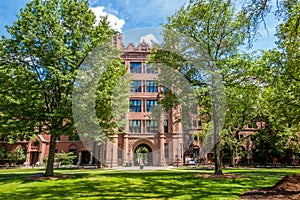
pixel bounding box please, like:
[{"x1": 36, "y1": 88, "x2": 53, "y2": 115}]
[{"x1": 133, "y1": 144, "x2": 153, "y2": 166}]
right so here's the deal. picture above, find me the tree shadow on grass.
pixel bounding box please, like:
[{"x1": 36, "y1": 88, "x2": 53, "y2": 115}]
[
  {"x1": 0, "y1": 170, "x2": 90, "y2": 184},
  {"x1": 0, "y1": 170, "x2": 295, "y2": 199}
]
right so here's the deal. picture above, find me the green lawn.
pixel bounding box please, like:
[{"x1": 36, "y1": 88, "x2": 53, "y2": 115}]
[{"x1": 0, "y1": 168, "x2": 299, "y2": 200}]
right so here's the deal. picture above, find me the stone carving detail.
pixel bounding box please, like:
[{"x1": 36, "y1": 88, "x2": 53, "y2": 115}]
[
  {"x1": 123, "y1": 40, "x2": 150, "y2": 51},
  {"x1": 127, "y1": 43, "x2": 135, "y2": 50}
]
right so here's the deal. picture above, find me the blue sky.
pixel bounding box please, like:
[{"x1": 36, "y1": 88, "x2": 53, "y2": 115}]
[{"x1": 0, "y1": 0, "x2": 279, "y2": 50}]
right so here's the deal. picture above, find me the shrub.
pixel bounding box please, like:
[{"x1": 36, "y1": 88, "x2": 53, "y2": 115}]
[
  {"x1": 55, "y1": 152, "x2": 77, "y2": 166},
  {"x1": 7, "y1": 147, "x2": 26, "y2": 165},
  {"x1": 0, "y1": 150, "x2": 8, "y2": 165}
]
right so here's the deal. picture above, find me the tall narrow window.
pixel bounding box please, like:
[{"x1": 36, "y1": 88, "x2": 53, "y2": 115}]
[
  {"x1": 130, "y1": 80, "x2": 142, "y2": 92},
  {"x1": 146, "y1": 63, "x2": 157, "y2": 74},
  {"x1": 164, "y1": 120, "x2": 168, "y2": 133},
  {"x1": 130, "y1": 62, "x2": 142, "y2": 73},
  {"x1": 164, "y1": 143, "x2": 169, "y2": 158},
  {"x1": 146, "y1": 100, "x2": 157, "y2": 112},
  {"x1": 146, "y1": 120, "x2": 158, "y2": 133},
  {"x1": 198, "y1": 120, "x2": 202, "y2": 127},
  {"x1": 118, "y1": 149, "x2": 123, "y2": 160},
  {"x1": 129, "y1": 100, "x2": 141, "y2": 112},
  {"x1": 129, "y1": 120, "x2": 141, "y2": 133},
  {"x1": 146, "y1": 81, "x2": 158, "y2": 92},
  {"x1": 75, "y1": 133, "x2": 80, "y2": 141}
]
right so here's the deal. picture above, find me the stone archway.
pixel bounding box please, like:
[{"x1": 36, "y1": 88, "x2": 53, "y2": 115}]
[
  {"x1": 132, "y1": 140, "x2": 155, "y2": 166},
  {"x1": 134, "y1": 144, "x2": 153, "y2": 166}
]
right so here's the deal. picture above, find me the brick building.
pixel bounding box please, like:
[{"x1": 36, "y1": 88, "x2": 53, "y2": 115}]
[
  {"x1": 1, "y1": 34, "x2": 261, "y2": 167},
  {"x1": 94, "y1": 34, "x2": 197, "y2": 167},
  {"x1": 0, "y1": 133, "x2": 87, "y2": 166}
]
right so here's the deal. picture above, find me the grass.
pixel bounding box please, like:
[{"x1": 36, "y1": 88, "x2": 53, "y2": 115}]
[{"x1": 0, "y1": 168, "x2": 299, "y2": 200}]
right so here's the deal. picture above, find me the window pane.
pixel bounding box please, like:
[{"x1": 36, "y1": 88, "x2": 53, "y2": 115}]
[
  {"x1": 146, "y1": 63, "x2": 157, "y2": 74},
  {"x1": 130, "y1": 80, "x2": 142, "y2": 92},
  {"x1": 146, "y1": 120, "x2": 158, "y2": 133},
  {"x1": 129, "y1": 120, "x2": 141, "y2": 133},
  {"x1": 164, "y1": 120, "x2": 168, "y2": 133},
  {"x1": 129, "y1": 100, "x2": 142, "y2": 112},
  {"x1": 75, "y1": 133, "x2": 80, "y2": 141},
  {"x1": 118, "y1": 149, "x2": 123, "y2": 159},
  {"x1": 130, "y1": 62, "x2": 142, "y2": 73},
  {"x1": 164, "y1": 143, "x2": 169, "y2": 158},
  {"x1": 146, "y1": 81, "x2": 158, "y2": 92},
  {"x1": 146, "y1": 100, "x2": 157, "y2": 112}
]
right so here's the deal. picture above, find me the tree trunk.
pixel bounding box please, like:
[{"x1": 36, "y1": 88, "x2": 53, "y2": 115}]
[
  {"x1": 45, "y1": 134, "x2": 56, "y2": 176},
  {"x1": 211, "y1": 71, "x2": 223, "y2": 175},
  {"x1": 212, "y1": 101, "x2": 223, "y2": 174},
  {"x1": 230, "y1": 148, "x2": 235, "y2": 167},
  {"x1": 214, "y1": 142, "x2": 223, "y2": 175}
]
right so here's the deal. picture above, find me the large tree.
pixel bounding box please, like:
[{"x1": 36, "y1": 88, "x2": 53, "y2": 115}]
[
  {"x1": 250, "y1": 0, "x2": 300, "y2": 165},
  {"x1": 219, "y1": 53, "x2": 263, "y2": 167},
  {"x1": 0, "y1": 0, "x2": 113, "y2": 176},
  {"x1": 152, "y1": 0, "x2": 254, "y2": 175}
]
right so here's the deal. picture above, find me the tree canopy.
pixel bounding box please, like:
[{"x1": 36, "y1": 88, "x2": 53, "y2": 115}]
[
  {"x1": 0, "y1": 0, "x2": 113, "y2": 176},
  {"x1": 151, "y1": 0, "x2": 300, "y2": 173}
]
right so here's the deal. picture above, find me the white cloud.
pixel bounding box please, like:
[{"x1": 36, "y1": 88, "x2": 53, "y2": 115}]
[
  {"x1": 90, "y1": 6, "x2": 125, "y2": 33},
  {"x1": 139, "y1": 34, "x2": 159, "y2": 45}
]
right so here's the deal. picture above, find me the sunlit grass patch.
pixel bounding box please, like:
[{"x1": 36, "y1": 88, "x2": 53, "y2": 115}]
[{"x1": 0, "y1": 168, "x2": 299, "y2": 199}]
